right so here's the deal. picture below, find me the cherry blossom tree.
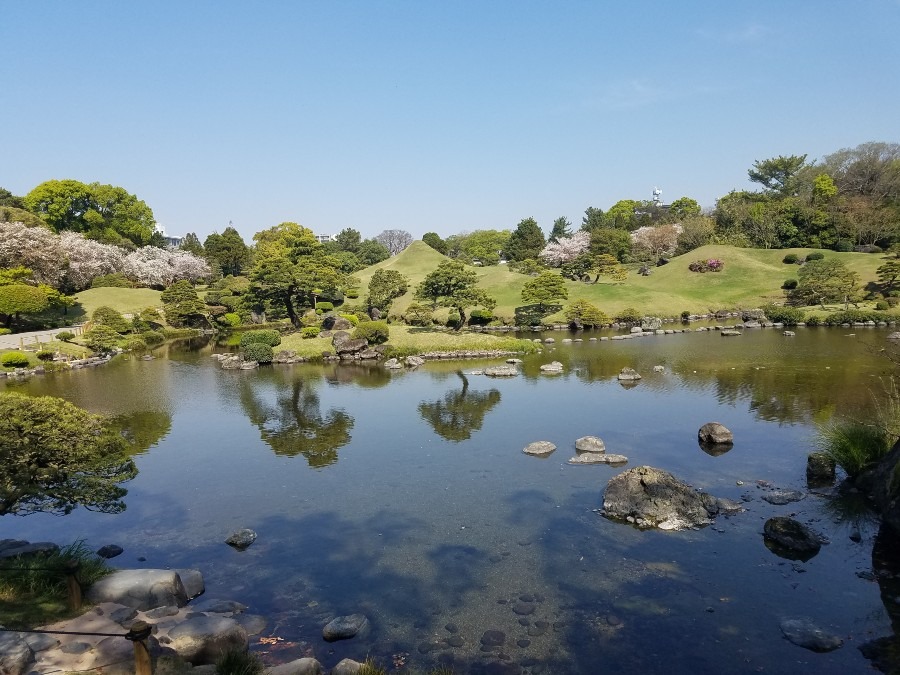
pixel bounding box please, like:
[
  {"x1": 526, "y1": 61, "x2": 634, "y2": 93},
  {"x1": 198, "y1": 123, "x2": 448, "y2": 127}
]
[
  {"x1": 539, "y1": 231, "x2": 590, "y2": 266},
  {"x1": 630, "y1": 224, "x2": 682, "y2": 261},
  {"x1": 0, "y1": 221, "x2": 65, "y2": 286},
  {"x1": 123, "y1": 247, "x2": 210, "y2": 288},
  {"x1": 59, "y1": 231, "x2": 125, "y2": 291}
]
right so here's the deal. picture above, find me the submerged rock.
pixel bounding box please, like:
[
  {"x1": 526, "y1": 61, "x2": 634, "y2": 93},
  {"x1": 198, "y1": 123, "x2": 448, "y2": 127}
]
[
  {"x1": 484, "y1": 365, "x2": 517, "y2": 377},
  {"x1": 225, "y1": 529, "x2": 257, "y2": 550},
  {"x1": 762, "y1": 489, "x2": 806, "y2": 505},
  {"x1": 168, "y1": 615, "x2": 248, "y2": 665},
  {"x1": 763, "y1": 517, "x2": 826, "y2": 560},
  {"x1": 568, "y1": 453, "x2": 627, "y2": 465},
  {"x1": 806, "y1": 452, "x2": 836, "y2": 487},
  {"x1": 602, "y1": 466, "x2": 736, "y2": 530},
  {"x1": 323, "y1": 613, "x2": 368, "y2": 641},
  {"x1": 780, "y1": 618, "x2": 843, "y2": 652}
]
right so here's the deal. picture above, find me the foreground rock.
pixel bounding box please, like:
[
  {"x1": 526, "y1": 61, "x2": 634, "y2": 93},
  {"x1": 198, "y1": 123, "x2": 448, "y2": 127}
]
[
  {"x1": 763, "y1": 517, "x2": 825, "y2": 560},
  {"x1": 540, "y1": 361, "x2": 564, "y2": 373},
  {"x1": 602, "y1": 466, "x2": 741, "y2": 530},
  {"x1": 523, "y1": 441, "x2": 557, "y2": 457},
  {"x1": 806, "y1": 452, "x2": 836, "y2": 487},
  {"x1": 0, "y1": 632, "x2": 33, "y2": 675},
  {"x1": 780, "y1": 618, "x2": 843, "y2": 652},
  {"x1": 854, "y1": 438, "x2": 900, "y2": 536},
  {"x1": 698, "y1": 422, "x2": 733, "y2": 445},
  {"x1": 225, "y1": 528, "x2": 257, "y2": 550},
  {"x1": 269, "y1": 657, "x2": 325, "y2": 675},
  {"x1": 167, "y1": 615, "x2": 248, "y2": 665},
  {"x1": 86, "y1": 569, "x2": 188, "y2": 610},
  {"x1": 322, "y1": 613, "x2": 368, "y2": 641},
  {"x1": 617, "y1": 367, "x2": 641, "y2": 381}
]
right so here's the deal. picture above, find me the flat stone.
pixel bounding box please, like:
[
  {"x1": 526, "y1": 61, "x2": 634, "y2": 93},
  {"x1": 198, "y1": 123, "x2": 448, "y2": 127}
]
[
  {"x1": 568, "y1": 453, "x2": 628, "y2": 465},
  {"x1": 191, "y1": 598, "x2": 247, "y2": 614},
  {"x1": 225, "y1": 528, "x2": 257, "y2": 549},
  {"x1": 780, "y1": 618, "x2": 843, "y2": 652},
  {"x1": 575, "y1": 436, "x2": 605, "y2": 453},
  {"x1": 167, "y1": 615, "x2": 248, "y2": 665},
  {"x1": 523, "y1": 441, "x2": 556, "y2": 457},
  {"x1": 268, "y1": 657, "x2": 324, "y2": 675},
  {"x1": 512, "y1": 602, "x2": 535, "y2": 615},
  {"x1": 175, "y1": 569, "x2": 205, "y2": 600},
  {"x1": 762, "y1": 490, "x2": 805, "y2": 505},
  {"x1": 480, "y1": 630, "x2": 506, "y2": 647},
  {"x1": 323, "y1": 613, "x2": 368, "y2": 641},
  {"x1": 0, "y1": 633, "x2": 33, "y2": 675}
]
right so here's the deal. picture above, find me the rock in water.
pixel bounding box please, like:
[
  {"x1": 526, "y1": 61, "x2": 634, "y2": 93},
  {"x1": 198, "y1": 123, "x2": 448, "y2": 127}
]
[
  {"x1": 617, "y1": 367, "x2": 642, "y2": 381},
  {"x1": 86, "y1": 569, "x2": 188, "y2": 610},
  {"x1": 484, "y1": 365, "x2": 517, "y2": 377},
  {"x1": 323, "y1": 614, "x2": 368, "y2": 641},
  {"x1": 523, "y1": 441, "x2": 556, "y2": 457},
  {"x1": 763, "y1": 517, "x2": 825, "y2": 560},
  {"x1": 167, "y1": 615, "x2": 249, "y2": 664},
  {"x1": 568, "y1": 453, "x2": 628, "y2": 465},
  {"x1": 806, "y1": 452, "x2": 836, "y2": 487},
  {"x1": 602, "y1": 466, "x2": 731, "y2": 530},
  {"x1": 575, "y1": 436, "x2": 605, "y2": 453},
  {"x1": 225, "y1": 529, "x2": 257, "y2": 550},
  {"x1": 269, "y1": 658, "x2": 324, "y2": 675},
  {"x1": 698, "y1": 422, "x2": 733, "y2": 445},
  {"x1": 96, "y1": 544, "x2": 123, "y2": 559},
  {"x1": 762, "y1": 489, "x2": 805, "y2": 505},
  {"x1": 780, "y1": 619, "x2": 843, "y2": 652}
]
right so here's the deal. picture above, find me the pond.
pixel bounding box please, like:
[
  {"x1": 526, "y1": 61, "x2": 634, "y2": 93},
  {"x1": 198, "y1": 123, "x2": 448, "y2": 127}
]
[{"x1": 2, "y1": 327, "x2": 899, "y2": 674}]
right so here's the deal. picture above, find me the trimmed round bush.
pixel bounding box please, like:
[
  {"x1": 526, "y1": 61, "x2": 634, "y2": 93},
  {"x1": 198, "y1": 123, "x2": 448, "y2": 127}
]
[
  {"x1": 469, "y1": 309, "x2": 493, "y2": 325},
  {"x1": 223, "y1": 312, "x2": 242, "y2": 327},
  {"x1": 141, "y1": 330, "x2": 165, "y2": 347},
  {"x1": 241, "y1": 342, "x2": 274, "y2": 363},
  {"x1": 123, "y1": 336, "x2": 148, "y2": 352},
  {"x1": 804, "y1": 315, "x2": 822, "y2": 326},
  {"x1": 875, "y1": 301, "x2": 890, "y2": 311},
  {"x1": 782, "y1": 253, "x2": 799, "y2": 264},
  {"x1": 316, "y1": 301, "x2": 334, "y2": 312},
  {"x1": 36, "y1": 350, "x2": 56, "y2": 362},
  {"x1": 92, "y1": 306, "x2": 131, "y2": 334},
  {"x1": 782, "y1": 278, "x2": 798, "y2": 290},
  {"x1": 353, "y1": 320, "x2": 390, "y2": 344},
  {"x1": 446, "y1": 311, "x2": 461, "y2": 328},
  {"x1": 1, "y1": 351, "x2": 30, "y2": 368},
  {"x1": 339, "y1": 313, "x2": 360, "y2": 327},
  {"x1": 0, "y1": 328, "x2": 10, "y2": 336},
  {"x1": 616, "y1": 307, "x2": 642, "y2": 323},
  {"x1": 55, "y1": 330, "x2": 75, "y2": 342},
  {"x1": 91, "y1": 273, "x2": 132, "y2": 288},
  {"x1": 239, "y1": 329, "x2": 282, "y2": 348},
  {"x1": 345, "y1": 289, "x2": 360, "y2": 299},
  {"x1": 762, "y1": 304, "x2": 805, "y2": 325},
  {"x1": 805, "y1": 251, "x2": 825, "y2": 261},
  {"x1": 301, "y1": 326, "x2": 321, "y2": 339}
]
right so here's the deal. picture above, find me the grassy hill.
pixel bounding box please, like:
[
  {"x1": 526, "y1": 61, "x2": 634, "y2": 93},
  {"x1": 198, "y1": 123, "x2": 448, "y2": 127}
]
[
  {"x1": 71, "y1": 287, "x2": 163, "y2": 320},
  {"x1": 359, "y1": 243, "x2": 889, "y2": 322}
]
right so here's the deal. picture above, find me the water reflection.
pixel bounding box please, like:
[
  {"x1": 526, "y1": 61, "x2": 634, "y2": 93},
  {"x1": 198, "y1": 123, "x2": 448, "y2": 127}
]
[
  {"x1": 418, "y1": 371, "x2": 501, "y2": 442},
  {"x1": 108, "y1": 410, "x2": 173, "y2": 456},
  {"x1": 238, "y1": 375, "x2": 354, "y2": 467}
]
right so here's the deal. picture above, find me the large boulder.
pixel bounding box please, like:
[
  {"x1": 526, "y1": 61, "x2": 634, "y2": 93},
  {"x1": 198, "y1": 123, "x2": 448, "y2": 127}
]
[
  {"x1": 322, "y1": 315, "x2": 352, "y2": 331},
  {"x1": 806, "y1": 452, "x2": 836, "y2": 488},
  {"x1": 86, "y1": 570, "x2": 188, "y2": 610},
  {"x1": 268, "y1": 657, "x2": 324, "y2": 675},
  {"x1": 484, "y1": 365, "x2": 517, "y2": 377},
  {"x1": 0, "y1": 633, "x2": 34, "y2": 675},
  {"x1": 575, "y1": 436, "x2": 605, "y2": 453},
  {"x1": 602, "y1": 466, "x2": 739, "y2": 530},
  {"x1": 780, "y1": 619, "x2": 843, "y2": 652},
  {"x1": 334, "y1": 338, "x2": 368, "y2": 355},
  {"x1": 641, "y1": 316, "x2": 662, "y2": 330},
  {"x1": 166, "y1": 615, "x2": 248, "y2": 665},
  {"x1": 854, "y1": 438, "x2": 900, "y2": 536}
]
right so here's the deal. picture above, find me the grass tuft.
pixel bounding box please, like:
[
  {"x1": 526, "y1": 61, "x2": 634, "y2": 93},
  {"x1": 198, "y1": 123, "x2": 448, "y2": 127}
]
[
  {"x1": 816, "y1": 421, "x2": 891, "y2": 478},
  {"x1": 215, "y1": 647, "x2": 264, "y2": 675}
]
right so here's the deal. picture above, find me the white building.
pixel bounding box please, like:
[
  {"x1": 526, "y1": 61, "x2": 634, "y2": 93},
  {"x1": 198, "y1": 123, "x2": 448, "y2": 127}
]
[{"x1": 154, "y1": 223, "x2": 184, "y2": 248}]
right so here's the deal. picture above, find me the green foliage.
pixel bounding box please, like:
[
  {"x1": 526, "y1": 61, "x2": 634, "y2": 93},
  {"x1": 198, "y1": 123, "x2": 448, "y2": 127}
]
[
  {"x1": 822, "y1": 309, "x2": 883, "y2": 325},
  {"x1": 161, "y1": 280, "x2": 207, "y2": 327},
  {"x1": 565, "y1": 299, "x2": 609, "y2": 327},
  {"x1": 345, "y1": 289, "x2": 360, "y2": 299},
  {"x1": 123, "y1": 336, "x2": 148, "y2": 352},
  {"x1": 804, "y1": 314, "x2": 822, "y2": 326},
  {"x1": 782, "y1": 253, "x2": 799, "y2": 264},
  {"x1": 241, "y1": 342, "x2": 274, "y2": 363},
  {"x1": 748, "y1": 154, "x2": 808, "y2": 195},
  {"x1": 404, "y1": 302, "x2": 434, "y2": 326},
  {"x1": 239, "y1": 329, "x2": 282, "y2": 348},
  {"x1": 91, "y1": 273, "x2": 132, "y2": 288},
  {"x1": 415, "y1": 259, "x2": 495, "y2": 328},
  {"x1": 36, "y1": 350, "x2": 55, "y2": 362},
  {"x1": 141, "y1": 330, "x2": 165, "y2": 347},
  {"x1": 55, "y1": 331, "x2": 75, "y2": 342},
  {"x1": 0, "y1": 284, "x2": 51, "y2": 328},
  {"x1": 468, "y1": 309, "x2": 493, "y2": 325},
  {"x1": 782, "y1": 279, "x2": 798, "y2": 290},
  {"x1": 589, "y1": 227, "x2": 632, "y2": 261},
  {"x1": 505, "y1": 217, "x2": 546, "y2": 262},
  {"x1": 788, "y1": 259, "x2": 860, "y2": 308},
  {"x1": 817, "y1": 420, "x2": 890, "y2": 477},
  {"x1": 300, "y1": 326, "x2": 321, "y2": 339},
  {"x1": 668, "y1": 196, "x2": 702, "y2": 219},
  {"x1": 521, "y1": 271, "x2": 568, "y2": 310},
  {"x1": 367, "y1": 269, "x2": 409, "y2": 312},
  {"x1": 83, "y1": 324, "x2": 123, "y2": 353},
  {"x1": 223, "y1": 312, "x2": 242, "y2": 327},
  {"x1": 204, "y1": 227, "x2": 250, "y2": 277},
  {"x1": 507, "y1": 258, "x2": 546, "y2": 275},
  {"x1": 876, "y1": 300, "x2": 890, "y2": 311},
  {"x1": 688, "y1": 258, "x2": 725, "y2": 273},
  {"x1": 805, "y1": 251, "x2": 825, "y2": 261},
  {"x1": 422, "y1": 231, "x2": 448, "y2": 254},
  {"x1": 1, "y1": 351, "x2": 30, "y2": 368},
  {"x1": 316, "y1": 301, "x2": 334, "y2": 312},
  {"x1": 339, "y1": 313, "x2": 360, "y2": 327},
  {"x1": 91, "y1": 306, "x2": 130, "y2": 333},
  {"x1": 446, "y1": 311, "x2": 461, "y2": 328},
  {"x1": 445, "y1": 229, "x2": 510, "y2": 265},
  {"x1": 762, "y1": 304, "x2": 805, "y2": 325},
  {"x1": 215, "y1": 646, "x2": 264, "y2": 675},
  {"x1": 616, "y1": 307, "x2": 641, "y2": 323},
  {"x1": 353, "y1": 320, "x2": 390, "y2": 344},
  {"x1": 0, "y1": 392, "x2": 137, "y2": 516}
]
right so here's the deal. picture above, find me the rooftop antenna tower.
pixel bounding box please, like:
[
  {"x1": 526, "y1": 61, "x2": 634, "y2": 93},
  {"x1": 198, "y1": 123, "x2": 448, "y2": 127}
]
[{"x1": 652, "y1": 187, "x2": 662, "y2": 206}]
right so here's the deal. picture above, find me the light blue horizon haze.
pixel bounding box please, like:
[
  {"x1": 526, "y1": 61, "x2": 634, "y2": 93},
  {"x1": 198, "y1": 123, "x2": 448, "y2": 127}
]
[{"x1": 2, "y1": 1, "x2": 899, "y2": 242}]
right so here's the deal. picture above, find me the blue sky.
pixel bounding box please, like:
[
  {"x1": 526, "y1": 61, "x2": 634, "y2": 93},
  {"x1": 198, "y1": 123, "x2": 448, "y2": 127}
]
[{"x1": 3, "y1": 1, "x2": 899, "y2": 242}]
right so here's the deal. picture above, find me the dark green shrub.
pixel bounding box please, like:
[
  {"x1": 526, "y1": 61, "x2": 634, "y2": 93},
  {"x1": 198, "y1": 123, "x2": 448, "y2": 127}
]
[
  {"x1": 888, "y1": 297, "x2": 900, "y2": 308},
  {"x1": 0, "y1": 328, "x2": 10, "y2": 336},
  {"x1": 205, "y1": 290, "x2": 223, "y2": 305},
  {"x1": 36, "y1": 350, "x2": 55, "y2": 361},
  {"x1": 56, "y1": 331, "x2": 75, "y2": 342},
  {"x1": 782, "y1": 279, "x2": 798, "y2": 290},
  {"x1": 339, "y1": 313, "x2": 360, "y2": 327},
  {"x1": 91, "y1": 273, "x2": 132, "y2": 288},
  {"x1": 616, "y1": 307, "x2": 641, "y2": 323},
  {"x1": 223, "y1": 312, "x2": 242, "y2": 327},
  {"x1": 762, "y1": 304, "x2": 805, "y2": 325},
  {"x1": 804, "y1": 315, "x2": 822, "y2": 326},
  {"x1": 141, "y1": 330, "x2": 165, "y2": 347},
  {"x1": 509, "y1": 258, "x2": 546, "y2": 275},
  {"x1": 876, "y1": 301, "x2": 890, "y2": 311},
  {"x1": 239, "y1": 329, "x2": 281, "y2": 348},
  {"x1": 241, "y1": 342, "x2": 273, "y2": 363},
  {"x1": 680, "y1": 310, "x2": 691, "y2": 322},
  {"x1": 345, "y1": 289, "x2": 360, "y2": 299},
  {"x1": 123, "y1": 336, "x2": 148, "y2": 352},
  {"x1": 353, "y1": 320, "x2": 390, "y2": 344},
  {"x1": 316, "y1": 301, "x2": 334, "y2": 312},
  {"x1": 446, "y1": 311, "x2": 461, "y2": 328},
  {"x1": 218, "y1": 295, "x2": 240, "y2": 311},
  {"x1": 83, "y1": 325, "x2": 123, "y2": 353},
  {"x1": 1, "y1": 351, "x2": 30, "y2": 368},
  {"x1": 92, "y1": 306, "x2": 130, "y2": 334},
  {"x1": 404, "y1": 303, "x2": 433, "y2": 326},
  {"x1": 782, "y1": 253, "x2": 799, "y2": 264},
  {"x1": 301, "y1": 326, "x2": 321, "y2": 339},
  {"x1": 805, "y1": 251, "x2": 825, "y2": 261},
  {"x1": 468, "y1": 309, "x2": 493, "y2": 325},
  {"x1": 823, "y1": 310, "x2": 882, "y2": 325}
]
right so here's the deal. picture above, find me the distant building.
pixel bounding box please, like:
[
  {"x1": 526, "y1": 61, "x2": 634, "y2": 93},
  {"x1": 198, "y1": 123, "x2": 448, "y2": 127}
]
[
  {"x1": 315, "y1": 233, "x2": 336, "y2": 244},
  {"x1": 154, "y1": 223, "x2": 183, "y2": 248}
]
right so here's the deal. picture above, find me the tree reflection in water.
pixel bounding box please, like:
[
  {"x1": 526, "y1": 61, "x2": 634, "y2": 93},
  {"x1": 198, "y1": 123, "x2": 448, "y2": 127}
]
[
  {"x1": 239, "y1": 377, "x2": 353, "y2": 468},
  {"x1": 418, "y1": 371, "x2": 501, "y2": 442}
]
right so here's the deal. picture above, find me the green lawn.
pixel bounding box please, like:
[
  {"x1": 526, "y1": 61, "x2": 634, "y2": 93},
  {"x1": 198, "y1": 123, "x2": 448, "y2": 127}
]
[{"x1": 71, "y1": 287, "x2": 163, "y2": 319}]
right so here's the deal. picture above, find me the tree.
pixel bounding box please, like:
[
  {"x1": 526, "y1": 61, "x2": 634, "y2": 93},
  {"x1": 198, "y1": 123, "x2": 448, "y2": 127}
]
[
  {"x1": 444, "y1": 229, "x2": 510, "y2": 265},
  {"x1": 580, "y1": 207, "x2": 605, "y2": 232},
  {"x1": 549, "y1": 217, "x2": 572, "y2": 243},
  {"x1": 0, "y1": 187, "x2": 24, "y2": 208},
  {"x1": 367, "y1": 269, "x2": 409, "y2": 313},
  {"x1": 356, "y1": 238, "x2": 391, "y2": 266},
  {"x1": 294, "y1": 251, "x2": 346, "y2": 307},
  {"x1": 59, "y1": 231, "x2": 125, "y2": 292},
  {"x1": 0, "y1": 220, "x2": 66, "y2": 287},
  {"x1": 675, "y1": 215, "x2": 716, "y2": 254},
  {"x1": 0, "y1": 284, "x2": 50, "y2": 329},
  {"x1": 788, "y1": 258, "x2": 861, "y2": 308},
  {"x1": 375, "y1": 229, "x2": 413, "y2": 255},
  {"x1": 668, "y1": 197, "x2": 701, "y2": 220},
  {"x1": 0, "y1": 392, "x2": 137, "y2": 516},
  {"x1": 505, "y1": 217, "x2": 546, "y2": 262},
  {"x1": 91, "y1": 306, "x2": 130, "y2": 333},
  {"x1": 521, "y1": 271, "x2": 568, "y2": 312},
  {"x1": 540, "y1": 231, "x2": 590, "y2": 266},
  {"x1": 334, "y1": 228, "x2": 362, "y2": 253},
  {"x1": 123, "y1": 246, "x2": 210, "y2": 288},
  {"x1": 591, "y1": 254, "x2": 628, "y2": 283},
  {"x1": 415, "y1": 260, "x2": 495, "y2": 329},
  {"x1": 877, "y1": 260, "x2": 900, "y2": 292},
  {"x1": 422, "y1": 232, "x2": 448, "y2": 254},
  {"x1": 565, "y1": 299, "x2": 609, "y2": 327},
  {"x1": 606, "y1": 200, "x2": 640, "y2": 230},
  {"x1": 748, "y1": 154, "x2": 808, "y2": 196},
  {"x1": 179, "y1": 232, "x2": 205, "y2": 257},
  {"x1": 161, "y1": 280, "x2": 208, "y2": 327},
  {"x1": 589, "y1": 228, "x2": 632, "y2": 261},
  {"x1": 204, "y1": 227, "x2": 249, "y2": 277},
  {"x1": 417, "y1": 372, "x2": 501, "y2": 442}
]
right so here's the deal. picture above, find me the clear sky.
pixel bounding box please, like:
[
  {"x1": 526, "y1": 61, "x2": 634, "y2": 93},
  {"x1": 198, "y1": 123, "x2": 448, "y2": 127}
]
[{"x1": 3, "y1": 1, "x2": 899, "y2": 243}]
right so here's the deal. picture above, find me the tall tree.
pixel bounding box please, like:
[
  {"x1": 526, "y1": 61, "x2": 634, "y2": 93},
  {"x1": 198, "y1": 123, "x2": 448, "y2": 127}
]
[
  {"x1": 748, "y1": 154, "x2": 808, "y2": 196},
  {"x1": 0, "y1": 187, "x2": 24, "y2": 208},
  {"x1": 668, "y1": 197, "x2": 701, "y2": 220},
  {"x1": 549, "y1": 217, "x2": 572, "y2": 243},
  {"x1": 367, "y1": 269, "x2": 409, "y2": 314},
  {"x1": 521, "y1": 271, "x2": 568, "y2": 312},
  {"x1": 415, "y1": 260, "x2": 495, "y2": 329},
  {"x1": 356, "y1": 239, "x2": 391, "y2": 266},
  {"x1": 375, "y1": 229, "x2": 413, "y2": 255},
  {"x1": 581, "y1": 207, "x2": 605, "y2": 232},
  {"x1": 788, "y1": 258, "x2": 861, "y2": 308},
  {"x1": 334, "y1": 228, "x2": 362, "y2": 253},
  {"x1": 179, "y1": 232, "x2": 205, "y2": 257},
  {"x1": 204, "y1": 226, "x2": 249, "y2": 277},
  {"x1": 422, "y1": 232, "x2": 448, "y2": 254},
  {"x1": 505, "y1": 217, "x2": 547, "y2": 262}
]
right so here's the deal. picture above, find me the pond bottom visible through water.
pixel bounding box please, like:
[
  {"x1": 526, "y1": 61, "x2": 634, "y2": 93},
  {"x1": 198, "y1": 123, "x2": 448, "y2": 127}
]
[{"x1": 1, "y1": 328, "x2": 899, "y2": 674}]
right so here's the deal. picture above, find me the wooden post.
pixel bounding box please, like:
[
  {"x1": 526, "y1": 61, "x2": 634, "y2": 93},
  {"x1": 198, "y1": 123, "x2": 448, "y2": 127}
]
[
  {"x1": 126, "y1": 620, "x2": 153, "y2": 675},
  {"x1": 64, "y1": 559, "x2": 82, "y2": 610}
]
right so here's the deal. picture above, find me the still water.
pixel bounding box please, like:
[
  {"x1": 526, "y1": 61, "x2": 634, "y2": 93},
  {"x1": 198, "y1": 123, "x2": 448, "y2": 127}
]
[{"x1": 2, "y1": 327, "x2": 899, "y2": 674}]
